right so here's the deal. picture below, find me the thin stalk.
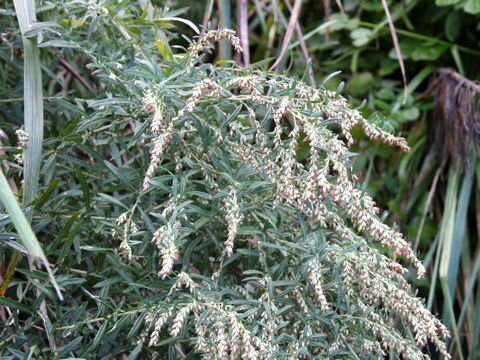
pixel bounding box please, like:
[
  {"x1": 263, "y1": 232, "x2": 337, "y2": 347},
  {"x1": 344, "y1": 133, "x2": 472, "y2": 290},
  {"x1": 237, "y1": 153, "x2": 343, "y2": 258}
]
[
  {"x1": 217, "y1": 0, "x2": 232, "y2": 61},
  {"x1": 356, "y1": 20, "x2": 480, "y2": 57}
]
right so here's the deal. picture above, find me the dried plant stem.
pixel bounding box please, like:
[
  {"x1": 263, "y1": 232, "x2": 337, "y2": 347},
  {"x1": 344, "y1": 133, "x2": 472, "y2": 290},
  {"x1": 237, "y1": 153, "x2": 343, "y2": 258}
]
[
  {"x1": 270, "y1": 0, "x2": 302, "y2": 71},
  {"x1": 381, "y1": 0, "x2": 407, "y2": 104},
  {"x1": 238, "y1": 0, "x2": 250, "y2": 65},
  {"x1": 414, "y1": 165, "x2": 443, "y2": 251},
  {"x1": 283, "y1": 0, "x2": 315, "y2": 87}
]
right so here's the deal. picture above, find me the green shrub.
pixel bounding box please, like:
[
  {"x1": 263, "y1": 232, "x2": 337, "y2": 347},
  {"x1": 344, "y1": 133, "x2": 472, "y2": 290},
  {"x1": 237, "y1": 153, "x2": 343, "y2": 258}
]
[{"x1": 0, "y1": 2, "x2": 451, "y2": 359}]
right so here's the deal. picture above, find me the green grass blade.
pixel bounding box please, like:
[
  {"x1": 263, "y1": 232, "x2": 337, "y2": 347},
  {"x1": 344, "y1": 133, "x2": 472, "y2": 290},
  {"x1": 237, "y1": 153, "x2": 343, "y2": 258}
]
[
  {"x1": 11, "y1": 0, "x2": 49, "y2": 300},
  {"x1": 472, "y1": 283, "x2": 480, "y2": 357},
  {"x1": 0, "y1": 251, "x2": 22, "y2": 296},
  {"x1": 438, "y1": 164, "x2": 463, "y2": 359},
  {"x1": 0, "y1": 167, "x2": 62, "y2": 300},
  {"x1": 447, "y1": 162, "x2": 474, "y2": 297},
  {"x1": 439, "y1": 164, "x2": 460, "y2": 281},
  {"x1": 14, "y1": 0, "x2": 44, "y2": 206},
  {"x1": 440, "y1": 278, "x2": 464, "y2": 360},
  {"x1": 456, "y1": 249, "x2": 480, "y2": 341}
]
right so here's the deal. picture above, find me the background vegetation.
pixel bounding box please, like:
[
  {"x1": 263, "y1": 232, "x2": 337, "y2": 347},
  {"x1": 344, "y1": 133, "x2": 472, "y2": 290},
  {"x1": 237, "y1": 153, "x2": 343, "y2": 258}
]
[{"x1": 0, "y1": 0, "x2": 479, "y2": 359}]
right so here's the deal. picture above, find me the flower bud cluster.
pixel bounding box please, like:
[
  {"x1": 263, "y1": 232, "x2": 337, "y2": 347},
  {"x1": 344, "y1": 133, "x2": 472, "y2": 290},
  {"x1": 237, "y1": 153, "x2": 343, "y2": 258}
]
[
  {"x1": 15, "y1": 127, "x2": 29, "y2": 149},
  {"x1": 356, "y1": 301, "x2": 430, "y2": 360},
  {"x1": 152, "y1": 220, "x2": 180, "y2": 279},
  {"x1": 228, "y1": 75, "x2": 263, "y2": 103},
  {"x1": 170, "y1": 304, "x2": 194, "y2": 337},
  {"x1": 141, "y1": 90, "x2": 174, "y2": 191},
  {"x1": 168, "y1": 271, "x2": 198, "y2": 295},
  {"x1": 142, "y1": 128, "x2": 174, "y2": 191},
  {"x1": 223, "y1": 186, "x2": 244, "y2": 257},
  {"x1": 336, "y1": 248, "x2": 450, "y2": 358},
  {"x1": 156, "y1": 298, "x2": 266, "y2": 360},
  {"x1": 142, "y1": 89, "x2": 164, "y2": 134},
  {"x1": 188, "y1": 29, "x2": 243, "y2": 63},
  {"x1": 272, "y1": 96, "x2": 290, "y2": 147},
  {"x1": 147, "y1": 310, "x2": 172, "y2": 347},
  {"x1": 184, "y1": 78, "x2": 224, "y2": 113},
  {"x1": 111, "y1": 211, "x2": 136, "y2": 260},
  {"x1": 14, "y1": 127, "x2": 29, "y2": 164},
  {"x1": 305, "y1": 259, "x2": 330, "y2": 312}
]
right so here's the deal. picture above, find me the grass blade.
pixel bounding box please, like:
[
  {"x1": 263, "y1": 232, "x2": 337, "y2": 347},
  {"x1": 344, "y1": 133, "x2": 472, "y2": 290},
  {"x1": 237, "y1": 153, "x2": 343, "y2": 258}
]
[
  {"x1": 438, "y1": 164, "x2": 463, "y2": 359},
  {"x1": 447, "y1": 162, "x2": 474, "y2": 299},
  {"x1": 0, "y1": 251, "x2": 22, "y2": 296},
  {"x1": 13, "y1": 0, "x2": 44, "y2": 206},
  {"x1": 0, "y1": 167, "x2": 62, "y2": 299}
]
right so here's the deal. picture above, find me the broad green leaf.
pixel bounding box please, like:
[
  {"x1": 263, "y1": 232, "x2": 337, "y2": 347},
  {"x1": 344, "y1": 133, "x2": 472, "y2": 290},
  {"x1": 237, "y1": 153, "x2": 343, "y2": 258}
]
[{"x1": 465, "y1": 0, "x2": 480, "y2": 13}]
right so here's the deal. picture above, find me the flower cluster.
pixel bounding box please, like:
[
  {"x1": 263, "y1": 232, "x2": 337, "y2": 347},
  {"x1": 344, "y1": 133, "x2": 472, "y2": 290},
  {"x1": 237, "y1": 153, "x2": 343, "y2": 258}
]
[
  {"x1": 337, "y1": 248, "x2": 450, "y2": 358},
  {"x1": 305, "y1": 259, "x2": 330, "y2": 312},
  {"x1": 14, "y1": 126, "x2": 29, "y2": 164},
  {"x1": 151, "y1": 220, "x2": 180, "y2": 279},
  {"x1": 183, "y1": 78, "x2": 224, "y2": 114},
  {"x1": 168, "y1": 271, "x2": 198, "y2": 295},
  {"x1": 146, "y1": 295, "x2": 267, "y2": 360},
  {"x1": 15, "y1": 127, "x2": 28, "y2": 148},
  {"x1": 111, "y1": 211, "x2": 137, "y2": 260},
  {"x1": 222, "y1": 186, "x2": 244, "y2": 257},
  {"x1": 228, "y1": 75, "x2": 263, "y2": 103},
  {"x1": 146, "y1": 310, "x2": 172, "y2": 347},
  {"x1": 127, "y1": 29, "x2": 451, "y2": 359},
  {"x1": 188, "y1": 28, "x2": 243, "y2": 63},
  {"x1": 141, "y1": 90, "x2": 174, "y2": 191},
  {"x1": 142, "y1": 89, "x2": 164, "y2": 134}
]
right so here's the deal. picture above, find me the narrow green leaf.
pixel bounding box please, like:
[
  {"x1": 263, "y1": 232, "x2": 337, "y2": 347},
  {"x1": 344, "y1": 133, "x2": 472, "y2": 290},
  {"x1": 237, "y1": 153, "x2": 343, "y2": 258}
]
[
  {"x1": 97, "y1": 193, "x2": 129, "y2": 210},
  {"x1": 34, "y1": 178, "x2": 61, "y2": 210},
  {"x1": 0, "y1": 296, "x2": 33, "y2": 314},
  {"x1": 38, "y1": 310, "x2": 55, "y2": 350},
  {"x1": 127, "y1": 312, "x2": 146, "y2": 339},
  {"x1": 104, "y1": 160, "x2": 136, "y2": 190},
  {"x1": 57, "y1": 221, "x2": 82, "y2": 266},
  {"x1": 126, "y1": 342, "x2": 143, "y2": 360},
  {"x1": 159, "y1": 17, "x2": 200, "y2": 34},
  {"x1": 56, "y1": 337, "x2": 83, "y2": 357},
  {"x1": 49, "y1": 210, "x2": 82, "y2": 253},
  {"x1": 38, "y1": 39, "x2": 80, "y2": 48},
  {"x1": 0, "y1": 250, "x2": 22, "y2": 297},
  {"x1": 76, "y1": 168, "x2": 90, "y2": 210},
  {"x1": 92, "y1": 320, "x2": 108, "y2": 348},
  {"x1": 88, "y1": 98, "x2": 134, "y2": 107}
]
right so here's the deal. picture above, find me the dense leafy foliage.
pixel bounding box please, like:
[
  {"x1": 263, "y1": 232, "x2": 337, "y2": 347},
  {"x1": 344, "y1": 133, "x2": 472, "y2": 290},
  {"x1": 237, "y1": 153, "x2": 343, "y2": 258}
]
[{"x1": 2, "y1": 0, "x2": 478, "y2": 359}]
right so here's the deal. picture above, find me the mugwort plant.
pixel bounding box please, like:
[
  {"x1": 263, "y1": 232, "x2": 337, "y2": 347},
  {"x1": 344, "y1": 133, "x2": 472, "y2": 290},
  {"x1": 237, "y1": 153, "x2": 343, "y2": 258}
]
[{"x1": 109, "y1": 29, "x2": 450, "y2": 359}]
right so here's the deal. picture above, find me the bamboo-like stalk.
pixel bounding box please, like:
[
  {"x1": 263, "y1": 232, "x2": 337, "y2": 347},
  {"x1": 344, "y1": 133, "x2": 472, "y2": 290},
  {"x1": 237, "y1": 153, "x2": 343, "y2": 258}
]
[{"x1": 217, "y1": 0, "x2": 231, "y2": 61}]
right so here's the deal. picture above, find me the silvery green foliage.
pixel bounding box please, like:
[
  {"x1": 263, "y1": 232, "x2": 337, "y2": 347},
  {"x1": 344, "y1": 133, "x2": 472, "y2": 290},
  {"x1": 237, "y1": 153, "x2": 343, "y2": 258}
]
[
  {"x1": 106, "y1": 30, "x2": 450, "y2": 359},
  {"x1": 0, "y1": 2, "x2": 450, "y2": 358}
]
